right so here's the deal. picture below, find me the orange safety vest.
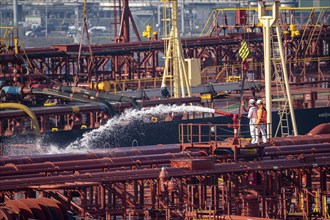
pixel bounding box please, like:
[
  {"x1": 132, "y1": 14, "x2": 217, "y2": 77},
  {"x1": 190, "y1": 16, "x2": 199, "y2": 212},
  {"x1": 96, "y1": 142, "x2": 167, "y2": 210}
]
[{"x1": 257, "y1": 107, "x2": 267, "y2": 124}]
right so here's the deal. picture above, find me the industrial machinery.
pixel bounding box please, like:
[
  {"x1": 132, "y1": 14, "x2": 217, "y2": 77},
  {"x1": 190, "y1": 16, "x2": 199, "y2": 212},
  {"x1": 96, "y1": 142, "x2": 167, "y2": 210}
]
[
  {"x1": 0, "y1": 0, "x2": 329, "y2": 144},
  {"x1": 0, "y1": 0, "x2": 329, "y2": 218},
  {"x1": 0, "y1": 123, "x2": 329, "y2": 219}
]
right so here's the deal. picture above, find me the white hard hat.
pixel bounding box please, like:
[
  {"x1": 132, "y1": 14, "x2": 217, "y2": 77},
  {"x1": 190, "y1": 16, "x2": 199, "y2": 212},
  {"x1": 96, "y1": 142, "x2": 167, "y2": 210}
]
[
  {"x1": 248, "y1": 99, "x2": 255, "y2": 105},
  {"x1": 257, "y1": 99, "x2": 263, "y2": 105}
]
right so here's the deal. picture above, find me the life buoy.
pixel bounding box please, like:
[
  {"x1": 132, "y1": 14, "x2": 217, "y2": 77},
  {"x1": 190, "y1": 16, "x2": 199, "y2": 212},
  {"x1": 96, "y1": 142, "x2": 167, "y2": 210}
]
[{"x1": 151, "y1": 117, "x2": 158, "y2": 123}]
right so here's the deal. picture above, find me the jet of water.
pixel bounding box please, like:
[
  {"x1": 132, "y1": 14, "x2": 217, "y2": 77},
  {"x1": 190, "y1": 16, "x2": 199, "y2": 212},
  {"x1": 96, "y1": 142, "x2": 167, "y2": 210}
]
[{"x1": 47, "y1": 104, "x2": 216, "y2": 154}]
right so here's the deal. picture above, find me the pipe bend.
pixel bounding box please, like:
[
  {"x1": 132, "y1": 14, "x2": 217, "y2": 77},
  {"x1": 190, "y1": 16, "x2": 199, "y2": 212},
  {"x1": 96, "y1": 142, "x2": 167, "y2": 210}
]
[{"x1": 0, "y1": 103, "x2": 41, "y2": 138}]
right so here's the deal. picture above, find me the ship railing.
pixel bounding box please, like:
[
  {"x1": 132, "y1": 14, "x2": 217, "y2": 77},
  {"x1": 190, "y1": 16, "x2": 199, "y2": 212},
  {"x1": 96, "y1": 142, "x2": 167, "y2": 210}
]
[
  {"x1": 200, "y1": 6, "x2": 329, "y2": 37},
  {"x1": 179, "y1": 123, "x2": 272, "y2": 150}
]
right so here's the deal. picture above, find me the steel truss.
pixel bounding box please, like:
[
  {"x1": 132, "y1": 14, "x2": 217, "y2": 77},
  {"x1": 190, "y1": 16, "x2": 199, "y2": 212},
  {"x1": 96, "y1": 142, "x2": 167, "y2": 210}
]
[{"x1": 0, "y1": 134, "x2": 329, "y2": 219}]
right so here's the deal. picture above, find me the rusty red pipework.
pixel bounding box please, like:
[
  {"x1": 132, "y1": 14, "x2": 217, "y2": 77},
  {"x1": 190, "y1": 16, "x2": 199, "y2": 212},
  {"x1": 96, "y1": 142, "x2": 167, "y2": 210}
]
[
  {"x1": 270, "y1": 134, "x2": 330, "y2": 146},
  {"x1": 0, "y1": 144, "x2": 180, "y2": 165},
  {"x1": 0, "y1": 198, "x2": 69, "y2": 220},
  {"x1": 214, "y1": 109, "x2": 239, "y2": 144},
  {"x1": 0, "y1": 126, "x2": 329, "y2": 219},
  {"x1": 0, "y1": 151, "x2": 207, "y2": 178},
  {"x1": 307, "y1": 122, "x2": 330, "y2": 136}
]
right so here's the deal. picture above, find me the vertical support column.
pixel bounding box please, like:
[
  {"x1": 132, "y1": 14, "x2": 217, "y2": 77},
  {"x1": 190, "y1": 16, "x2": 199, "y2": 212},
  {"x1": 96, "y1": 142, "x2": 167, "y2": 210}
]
[
  {"x1": 65, "y1": 57, "x2": 69, "y2": 75},
  {"x1": 13, "y1": 0, "x2": 18, "y2": 26},
  {"x1": 263, "y1": 24, "x2": 272, "y2": 135},
  {"x1": 152, "y1": 51, "x2": 156, "y2": 78},
  {"x1": 226, "y1": 177, "x2": 232, "y2": 215},
  {"x1": 258, "y1": 1, "x2": 276, "y2": 137},
  {"x1": 113, "y1": 0, "x2": 118, "y2": 38},
  {"x1": 112, "y1": 184, "x2": 117, "y2": 214},
  {"x1": 151, "y1": 180, "x2": 156, "y2": 209},
  {"x1": 273, "y1": 172, "x2": 279, "y2": 218},
  {"x1": 81, "y1": 188, "x2": 88, "y2": 217},
  {"x1": 282, "y1": 187, "x2": 287, "y2": 219},
  {"x1": 122, "y1": 182, "x2": 127, "y2": 219},
  {"x1": 121, "y1": 0, "x2": 130, "y2": 42},
  {"x1": 320, "y1": 168, "x2": 327, "y2": 218},
  {"x1": 139, "y1": 180, "x2": 144, "y2": 206},
  {"x1": 179, "y1": 179, "x2": 183, "y2": 211},
  {"x1": 306, "y1": 169, "x2": 312, "y2": 217},
  {"x1": 100, "y1": 185, "x2": 106, "y2": 210},
  {"x1": 261, "y1": 172, "x2": 267, "y2": 218},
  {"x1": 137, "y1": 52, "x2": 141, "y2": 79},
  {"x1": 88, "y1": 186, "x2": 93, "y2": 208},
  {"x1": 134, "y1": 180, "x2": 138, "y2": 203}
]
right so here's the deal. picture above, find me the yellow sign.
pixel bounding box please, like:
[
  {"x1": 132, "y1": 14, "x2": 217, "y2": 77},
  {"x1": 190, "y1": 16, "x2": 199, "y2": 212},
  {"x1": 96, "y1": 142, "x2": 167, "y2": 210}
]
[{"x1": 239, "y1": 40, "x2": 250, "y2": 61}]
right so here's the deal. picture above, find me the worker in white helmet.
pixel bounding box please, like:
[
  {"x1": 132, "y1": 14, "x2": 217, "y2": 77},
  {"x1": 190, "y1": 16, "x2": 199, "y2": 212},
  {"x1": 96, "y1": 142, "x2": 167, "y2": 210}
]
[
  {"x1": 246, "y1": 99, "x2": 258, "y2": 144},
  {"x1": 256, "y1": 99, "x2": 267, "y2": 143}
]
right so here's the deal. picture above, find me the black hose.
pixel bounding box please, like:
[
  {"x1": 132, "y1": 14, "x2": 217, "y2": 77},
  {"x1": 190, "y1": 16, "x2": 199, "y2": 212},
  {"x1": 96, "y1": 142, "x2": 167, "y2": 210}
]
[
  {"x1": 31, "y1": 88, "x2": 115, "y2": 116},
  {"x1": 59, "y1": 86, "x2": 140, "y2": 109}
]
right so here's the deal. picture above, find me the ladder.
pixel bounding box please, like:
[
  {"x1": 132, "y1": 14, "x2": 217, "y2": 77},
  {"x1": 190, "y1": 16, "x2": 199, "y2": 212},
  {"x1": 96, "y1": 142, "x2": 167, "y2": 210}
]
[{"x1": 271, "y1": 28, "x2": 290, "y2": 137}]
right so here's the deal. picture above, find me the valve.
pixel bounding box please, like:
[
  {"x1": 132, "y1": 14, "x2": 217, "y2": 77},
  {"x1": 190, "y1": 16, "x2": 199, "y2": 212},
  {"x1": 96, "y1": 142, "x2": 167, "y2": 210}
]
[{"x1": 142, "y1": 24, "x2": 153, "y2": 40}]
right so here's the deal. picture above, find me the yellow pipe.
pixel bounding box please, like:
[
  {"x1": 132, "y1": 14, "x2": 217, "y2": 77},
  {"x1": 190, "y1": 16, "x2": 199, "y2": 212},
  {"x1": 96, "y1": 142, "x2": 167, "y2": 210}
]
[{"x1": 0, "y1": 103, "x2": 41, "y2": 138}]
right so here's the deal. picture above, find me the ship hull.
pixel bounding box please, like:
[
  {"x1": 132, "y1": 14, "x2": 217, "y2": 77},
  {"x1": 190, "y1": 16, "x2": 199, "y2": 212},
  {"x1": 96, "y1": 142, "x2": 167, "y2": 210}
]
[{"x1": 1, "y1": 107, "x2": 329, "y2": 149}]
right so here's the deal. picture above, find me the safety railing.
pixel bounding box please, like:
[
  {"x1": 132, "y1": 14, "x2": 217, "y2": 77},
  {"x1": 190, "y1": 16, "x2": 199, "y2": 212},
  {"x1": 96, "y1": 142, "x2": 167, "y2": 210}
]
[
  {"x1": 200, "y1": 6, "x2": 329, "y2": 37},
  {"x1": 179, "y1": 123, "x2": 272, "y2": 148},
  {"x1": 107, "y1": 77, "x2": 163, "y2": 93}
]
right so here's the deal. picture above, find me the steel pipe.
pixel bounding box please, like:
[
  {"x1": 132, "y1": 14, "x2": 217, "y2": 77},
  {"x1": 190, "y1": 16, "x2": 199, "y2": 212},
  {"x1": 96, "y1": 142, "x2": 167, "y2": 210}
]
[
  {"x1": 29, "y1": 87, "x2": 116, "y2": 116},
  {"x1": 270, "y1": 134, "x2": 330, "y2": 146},
  {"x1": 0, "y1": 155, "x2": 328, "y2": 191},
  {"x1": 0, "y1": 145, "x2": 181, "y2": 165},
  {"x1": 58, "y1": 85, "x2": 140, "y2": 108},
  {"x1": 0, "y1": 151, "x2": 206, "y2": 177}
]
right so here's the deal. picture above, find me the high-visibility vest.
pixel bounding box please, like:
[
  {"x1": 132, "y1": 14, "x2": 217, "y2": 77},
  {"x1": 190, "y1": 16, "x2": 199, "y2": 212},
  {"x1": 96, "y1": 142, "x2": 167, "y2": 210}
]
[{"x1": 257, "y1": 107, "x2": 267, "y2": 124}]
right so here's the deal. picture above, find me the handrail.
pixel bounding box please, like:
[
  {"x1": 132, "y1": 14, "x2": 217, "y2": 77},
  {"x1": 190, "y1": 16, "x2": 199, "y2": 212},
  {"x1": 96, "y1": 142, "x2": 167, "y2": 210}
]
[
  {"x1": 303, "y1": 9, "x2": 326, "y2": 58},
  {"x1": 180, "y1": 123, "x2": 272, "y2": 147},
  {"x1": 200, "y1": 6, "x2": 329, "y2": 36},
  {"x1": 209, "y1": 6, "x2": 330, "y2": 12},
  {"x1": 0, "y1": 103, "x2": 41, "y2": 138}
]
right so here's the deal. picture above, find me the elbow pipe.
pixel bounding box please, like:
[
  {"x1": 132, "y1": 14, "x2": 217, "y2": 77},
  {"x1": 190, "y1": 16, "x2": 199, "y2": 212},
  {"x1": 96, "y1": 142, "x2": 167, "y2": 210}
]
[
  {"x1": 0, "y1": 103, "x2": 41, "y2": 138},
  {"x1": 59, "y1": 86, "x2": 140, "y2": 109},
  {"x1": 214, "y1": 109, "x2": 239, "y2": 129},
  {"x1": 29, "y1": 88, "x2": 116, "y2": 116},
  {"x1": 307, "y1": 123, "x2": 330, "y2": 136}
]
